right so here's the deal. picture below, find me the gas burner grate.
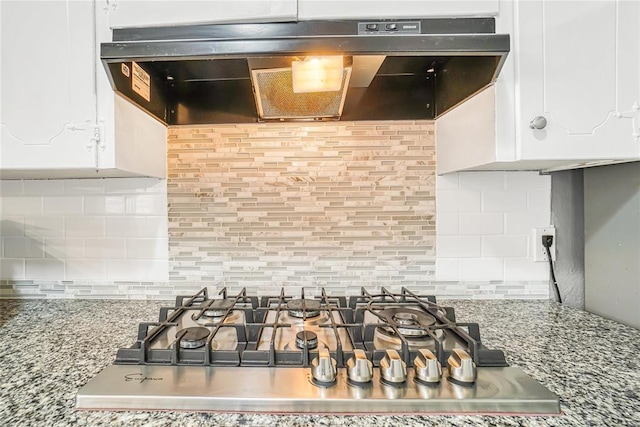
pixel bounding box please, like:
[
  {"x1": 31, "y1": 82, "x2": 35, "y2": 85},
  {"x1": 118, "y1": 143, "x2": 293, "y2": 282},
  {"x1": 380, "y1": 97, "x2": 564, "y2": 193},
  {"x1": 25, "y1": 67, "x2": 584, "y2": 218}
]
[{"x1": 113, "y1": 286, "x2": 507, "y2": 369}]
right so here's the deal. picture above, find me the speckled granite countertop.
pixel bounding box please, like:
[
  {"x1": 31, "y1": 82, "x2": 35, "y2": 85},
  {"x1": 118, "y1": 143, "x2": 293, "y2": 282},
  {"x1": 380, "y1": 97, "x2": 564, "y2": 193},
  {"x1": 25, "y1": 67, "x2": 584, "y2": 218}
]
[{"x1": 1, "y1": 298, "x2": 638, "y2": 426}]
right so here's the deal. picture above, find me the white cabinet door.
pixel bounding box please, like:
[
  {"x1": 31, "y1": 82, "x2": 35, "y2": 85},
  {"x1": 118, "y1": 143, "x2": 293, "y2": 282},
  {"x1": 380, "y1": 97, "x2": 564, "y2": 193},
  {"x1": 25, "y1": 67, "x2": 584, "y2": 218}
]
[
  {"x1": 298, "y1": 0, "x2": 499, "y2": 20},
  {"x1": 0, "y1": 0, "x2": 97, "y2": 173},
  {"x1": 105, "y1": 0, "x2": 297, "y2": 28},
  {"x1": 516, "y1": 0, "x2": 640, "y2": 162}
]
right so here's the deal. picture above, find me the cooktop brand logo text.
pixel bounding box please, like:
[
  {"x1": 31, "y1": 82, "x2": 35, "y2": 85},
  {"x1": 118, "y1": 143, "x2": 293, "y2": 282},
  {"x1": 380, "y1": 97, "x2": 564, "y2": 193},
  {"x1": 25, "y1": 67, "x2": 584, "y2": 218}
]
[{"x1": 124, "y1": 372, "x2": 163, "y2": 383}]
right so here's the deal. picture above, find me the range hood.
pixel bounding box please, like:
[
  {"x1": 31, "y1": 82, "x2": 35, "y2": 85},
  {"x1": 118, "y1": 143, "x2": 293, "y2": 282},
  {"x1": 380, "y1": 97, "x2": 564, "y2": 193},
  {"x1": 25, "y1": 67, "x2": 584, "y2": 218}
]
[{"x1": 101, "y1": 18, "x2": 509, "y2": 124}]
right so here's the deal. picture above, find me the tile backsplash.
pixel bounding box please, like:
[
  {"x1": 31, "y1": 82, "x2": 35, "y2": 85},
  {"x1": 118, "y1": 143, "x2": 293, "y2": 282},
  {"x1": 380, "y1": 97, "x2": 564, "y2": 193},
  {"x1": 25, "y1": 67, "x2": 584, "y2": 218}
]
[
  {"x1": 1, "y1": 120, "x2": 551, "y2": 299},
  {"x1": 167, "y1": 122, "x2": 436, "y2": 293},
  {"x1": 0, "y1": 178, "x2": 168, "y2": 297},
  {"x1": 435, "y1": 172, "x2": 550, "y2": 285}
]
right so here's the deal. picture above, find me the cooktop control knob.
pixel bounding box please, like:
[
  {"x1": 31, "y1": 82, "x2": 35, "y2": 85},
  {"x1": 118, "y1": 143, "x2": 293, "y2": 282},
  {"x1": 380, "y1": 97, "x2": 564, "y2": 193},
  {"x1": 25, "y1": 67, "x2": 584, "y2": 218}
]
[
  {"x1": 311, "y1": 348, "x2": 337, "y2": 384},
  {"x1": 447, "y1": 349, "x2": 477, "y2": 385},
  {"x1": 347, "y1": 349, "x2": 373, "y2": 383},
  {"x1": 414, "y1": 349, "x2": 442, "y2": 385},
  {"x1": 380, "y1": 349, "x2": 407, "y2": 384}
]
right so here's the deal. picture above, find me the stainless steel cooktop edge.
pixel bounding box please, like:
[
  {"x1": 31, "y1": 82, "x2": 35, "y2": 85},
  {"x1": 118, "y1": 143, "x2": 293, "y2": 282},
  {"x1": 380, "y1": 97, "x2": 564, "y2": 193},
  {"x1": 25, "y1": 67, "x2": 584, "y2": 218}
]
[{"x1": 76, "y1": 365, "x2": 561, "y2": 415}]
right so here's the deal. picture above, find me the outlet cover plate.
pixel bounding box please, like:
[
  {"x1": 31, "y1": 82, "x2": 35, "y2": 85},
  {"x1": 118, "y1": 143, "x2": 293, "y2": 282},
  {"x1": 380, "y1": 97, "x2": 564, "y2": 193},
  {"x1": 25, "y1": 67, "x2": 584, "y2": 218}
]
[{"x1": 532, "y1": 227, "x2": 556, "y2": 262}]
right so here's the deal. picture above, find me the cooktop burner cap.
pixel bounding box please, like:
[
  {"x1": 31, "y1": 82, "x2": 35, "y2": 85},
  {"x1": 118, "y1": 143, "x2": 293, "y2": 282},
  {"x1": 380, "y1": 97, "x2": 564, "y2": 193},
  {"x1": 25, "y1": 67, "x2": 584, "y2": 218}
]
[
  {"x1": 295, "y1": 331, "x2": 319, "y2": 349},
  {"x1": 287, "y1": 299, "x2": 321, "y2": 318},
  {"x1": 177, "y1": 327, "x2": 210, "y2": 349},
  {"x1": 379, "y1": 307, "x2": 435, "y2": 338},
  {"x1": 204, "y1": 298, "x2": 235, "y2": 317}
]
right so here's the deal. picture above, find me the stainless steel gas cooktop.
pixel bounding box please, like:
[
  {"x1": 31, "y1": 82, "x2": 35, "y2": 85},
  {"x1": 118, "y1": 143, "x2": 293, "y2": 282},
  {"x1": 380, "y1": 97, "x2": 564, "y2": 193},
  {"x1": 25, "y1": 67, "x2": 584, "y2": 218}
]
[{"x1": 76, "y1": 287, "x2": 560, "y2": 415}]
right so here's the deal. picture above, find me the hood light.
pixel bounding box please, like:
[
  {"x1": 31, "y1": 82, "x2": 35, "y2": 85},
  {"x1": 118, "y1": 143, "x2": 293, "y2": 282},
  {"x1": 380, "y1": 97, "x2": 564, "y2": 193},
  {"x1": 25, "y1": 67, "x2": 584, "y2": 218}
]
[{"x1": 291, "y1": 56, "x2": 344, "y2": 93}]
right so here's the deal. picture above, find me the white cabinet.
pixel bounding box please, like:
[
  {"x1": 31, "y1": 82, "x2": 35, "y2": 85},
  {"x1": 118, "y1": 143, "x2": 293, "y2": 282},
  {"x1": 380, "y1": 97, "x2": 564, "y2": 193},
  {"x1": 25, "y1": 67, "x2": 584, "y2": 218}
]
[
  {"x1": 516, "y1": 0, "x2": 640, "y2": 162},
  {"x1": 0, "y1": 0, "x2": 97, "y2": 174},
  {"x1": 437, "y1": 0, "x2": 640, "y2": 174},
  {"x1": 105, "y1": 0, "x2": 297, "y2": 28},
  {"x1": 0, "y1": 0, "x2": 166, "y2": 179},
  {"x1": 298, "y1": 0, "x2": 499, "y2": 20}
]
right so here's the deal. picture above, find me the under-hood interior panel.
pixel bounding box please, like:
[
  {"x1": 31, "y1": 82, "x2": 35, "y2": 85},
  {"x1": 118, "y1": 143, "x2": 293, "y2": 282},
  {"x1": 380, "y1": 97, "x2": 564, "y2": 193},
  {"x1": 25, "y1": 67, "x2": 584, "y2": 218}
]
[{"x1": 102, "y1": 19, "x2": 509, "y2": 125}]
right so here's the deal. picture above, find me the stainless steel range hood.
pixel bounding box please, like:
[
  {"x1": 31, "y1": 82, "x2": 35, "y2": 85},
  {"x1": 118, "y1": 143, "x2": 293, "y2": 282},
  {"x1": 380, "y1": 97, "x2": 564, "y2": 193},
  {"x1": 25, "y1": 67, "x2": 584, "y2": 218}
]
[{"x1": 101, "y1": 19, "x2": 509, "y2": 125}]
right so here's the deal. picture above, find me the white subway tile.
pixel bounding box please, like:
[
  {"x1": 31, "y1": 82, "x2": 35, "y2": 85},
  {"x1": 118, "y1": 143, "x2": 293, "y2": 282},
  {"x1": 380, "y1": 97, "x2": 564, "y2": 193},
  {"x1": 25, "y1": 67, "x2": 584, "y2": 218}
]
[
  {"x1": 44, "y1": 238, "x2": 85, "y2": 259},
  {"x1": 44, "y1": 196, "x2": 83, "y2": 215},
  {"x1": 3, "y1": 237, "x2": 44, "y2": 258},
  {"x1": 0, "y1": 259, "x2": 25, "y2": 279},
  {"x1": 25, "y1": 259, "x2": 65, "y2": 279},
  {"x1": 24, "y1": 217, "x2": 65, "y2": 237},
  {"x1": 106, "y1": 217, "x2": 168, "y2": 238},
  {"x1": 482, "y1": 191, "x2": 527, "y2": 212},
  {"x1": 436, "y1": 190, "x2": 481, "y2": 213},
  {"x1": 66, "y1": 260, "x2": 107, "y2": 280},
  {"x1": 436, "y1": 236, "x2": 481, "y2": 258},
  {"x1": 1, "y1": 197, "x2": 43, "y2": 215},
  {"x1": 85, "y1": 238, "x2": 126, "y2": 259},
  {"x1": 435, "y1": 174, "x2": 459, "y2": 190},
  {"x1": 435, "y1": 259, "x2": 459, "y2": 281},
  {"x1": 505, "y1": 212, "x2": 551, "y2": 234},
  {"x1": 527, "y1": 190, "x2": 551, "y2": 213},
  {"x1": 126, "y1": 238, "x2": 169, "y2": 260},
  {"x1": 104, "y1": 178, "x2": 161, "y2": 194},
  {"x1": 146, "y1": 179, "x2": 168, "y2": 194},
  {"x1": 125, "y1": 195, "x2": 167, "y2": 215},
  {"x1": 23, "y1": 180, "x2": 65, "y2": 195},
  {"x1": 482, "y1": 235, "x2": 528, "y2": 257},
  {"x1": 0, "y1": 217, "x2": 24, "y2": 237},
  {"x1": 459, "y1": 213, "x2": 504, "y2": 235},
  {"x1": 83, "y1": 195, "x2": 125, "y2": 215},
  {"x1": 459, "y1": 258, "x2": 504, "y2": 281},
  {"x1": 505, "y1": 172, "x2": 550, "y2": 190},
  {"x1": 64, "y1": 179, "x2": 106, "y2": 194},
  {"x1": 505, "y1": 258, "x2": 549, "y2": 281},
  {"x1": 458, "y1": 172, "x2": 505, "y2": 190},
  {"x1": 107, "y1": 259, "x2": 169, "y2": 281},
  {"x1": 436, "y1": 213, "x2": 459, "y2": 235},
  {"x1": 0, "y1": 180, "x2": 23, "y2": 196},
  {"x1": 65, "y1": 217, "x2": 105, "y2": 237}
]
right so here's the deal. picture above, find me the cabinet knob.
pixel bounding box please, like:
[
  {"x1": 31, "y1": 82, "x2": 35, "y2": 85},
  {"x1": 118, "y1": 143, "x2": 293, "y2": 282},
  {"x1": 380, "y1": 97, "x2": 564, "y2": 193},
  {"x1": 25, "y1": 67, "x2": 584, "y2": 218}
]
[{"x1": 529, "y1": 116, "x2": 548, "y2": 130}]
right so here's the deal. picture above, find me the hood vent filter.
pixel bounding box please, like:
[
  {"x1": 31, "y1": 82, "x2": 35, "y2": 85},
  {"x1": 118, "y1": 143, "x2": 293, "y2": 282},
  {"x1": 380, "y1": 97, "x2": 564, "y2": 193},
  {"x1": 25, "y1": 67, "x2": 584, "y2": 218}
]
[{"x1": 251, "y1": 67, "x2": 352, "y2": 121}]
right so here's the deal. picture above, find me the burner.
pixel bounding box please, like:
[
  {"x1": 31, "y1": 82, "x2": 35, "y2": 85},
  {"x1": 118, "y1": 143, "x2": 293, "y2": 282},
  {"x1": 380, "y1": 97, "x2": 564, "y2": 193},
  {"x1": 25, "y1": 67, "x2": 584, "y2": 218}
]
[
  {"x1": 287, "y1": 299, "x2": 321, "y2": 318},
  {"x1": 378, "y1": 307, "x2": 436, "y2": 338},
  {"x1": 295, "y1": 331, "x2": 319, "y2": 349},
  {"x1": 177, "y1": 327, "x2": 210, "y2": 349},
  {"x1": 203, "y1": 298, "x2": 235, "y2": 317}
]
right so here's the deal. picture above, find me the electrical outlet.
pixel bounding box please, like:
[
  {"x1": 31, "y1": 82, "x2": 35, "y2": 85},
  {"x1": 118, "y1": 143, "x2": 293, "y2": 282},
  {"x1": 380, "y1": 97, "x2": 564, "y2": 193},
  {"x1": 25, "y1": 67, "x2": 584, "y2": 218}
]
[{"x1": 532, "y1": 227, "x2": 556, "y2": 262}]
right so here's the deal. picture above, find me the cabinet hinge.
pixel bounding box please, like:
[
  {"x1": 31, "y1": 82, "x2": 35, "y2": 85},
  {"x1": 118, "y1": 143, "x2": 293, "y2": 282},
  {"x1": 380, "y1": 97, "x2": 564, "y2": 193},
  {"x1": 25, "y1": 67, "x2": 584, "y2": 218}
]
[
  {"x1": 90, "y1": 125, "x2": 102, "y2": 170},
  {"x1": 613, "y1": 101, "x2": 640, "y2": 142}
]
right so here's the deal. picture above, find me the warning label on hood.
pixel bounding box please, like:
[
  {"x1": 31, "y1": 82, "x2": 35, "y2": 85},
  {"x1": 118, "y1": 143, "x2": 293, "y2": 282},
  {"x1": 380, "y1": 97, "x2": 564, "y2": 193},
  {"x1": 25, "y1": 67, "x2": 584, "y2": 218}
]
[{"x1": 132, "y1": 61, "x2": 150, "y2": 102}]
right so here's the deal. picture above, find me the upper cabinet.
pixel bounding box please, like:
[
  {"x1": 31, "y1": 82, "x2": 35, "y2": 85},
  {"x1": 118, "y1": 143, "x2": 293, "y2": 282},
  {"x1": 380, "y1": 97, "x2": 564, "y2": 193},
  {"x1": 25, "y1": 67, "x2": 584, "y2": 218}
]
[
  {"x1": 0, "y1": 0, "x2": 97, "y2": 173},
  {"x1": 437, "y1": 0, "x2": 640, "y2": 173},
  {"x1": 298, "y1": 0, "x2": 499, "y2": 20},
  {"x1": 516, "y1": 0, "x2": 640, "y2": 162},
  {"x1": 105, "y1": 0, "x2": 297, "y2": 28},
  {"x1": 0, "y1": 0, "x2": 166, "y2": 179}
]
